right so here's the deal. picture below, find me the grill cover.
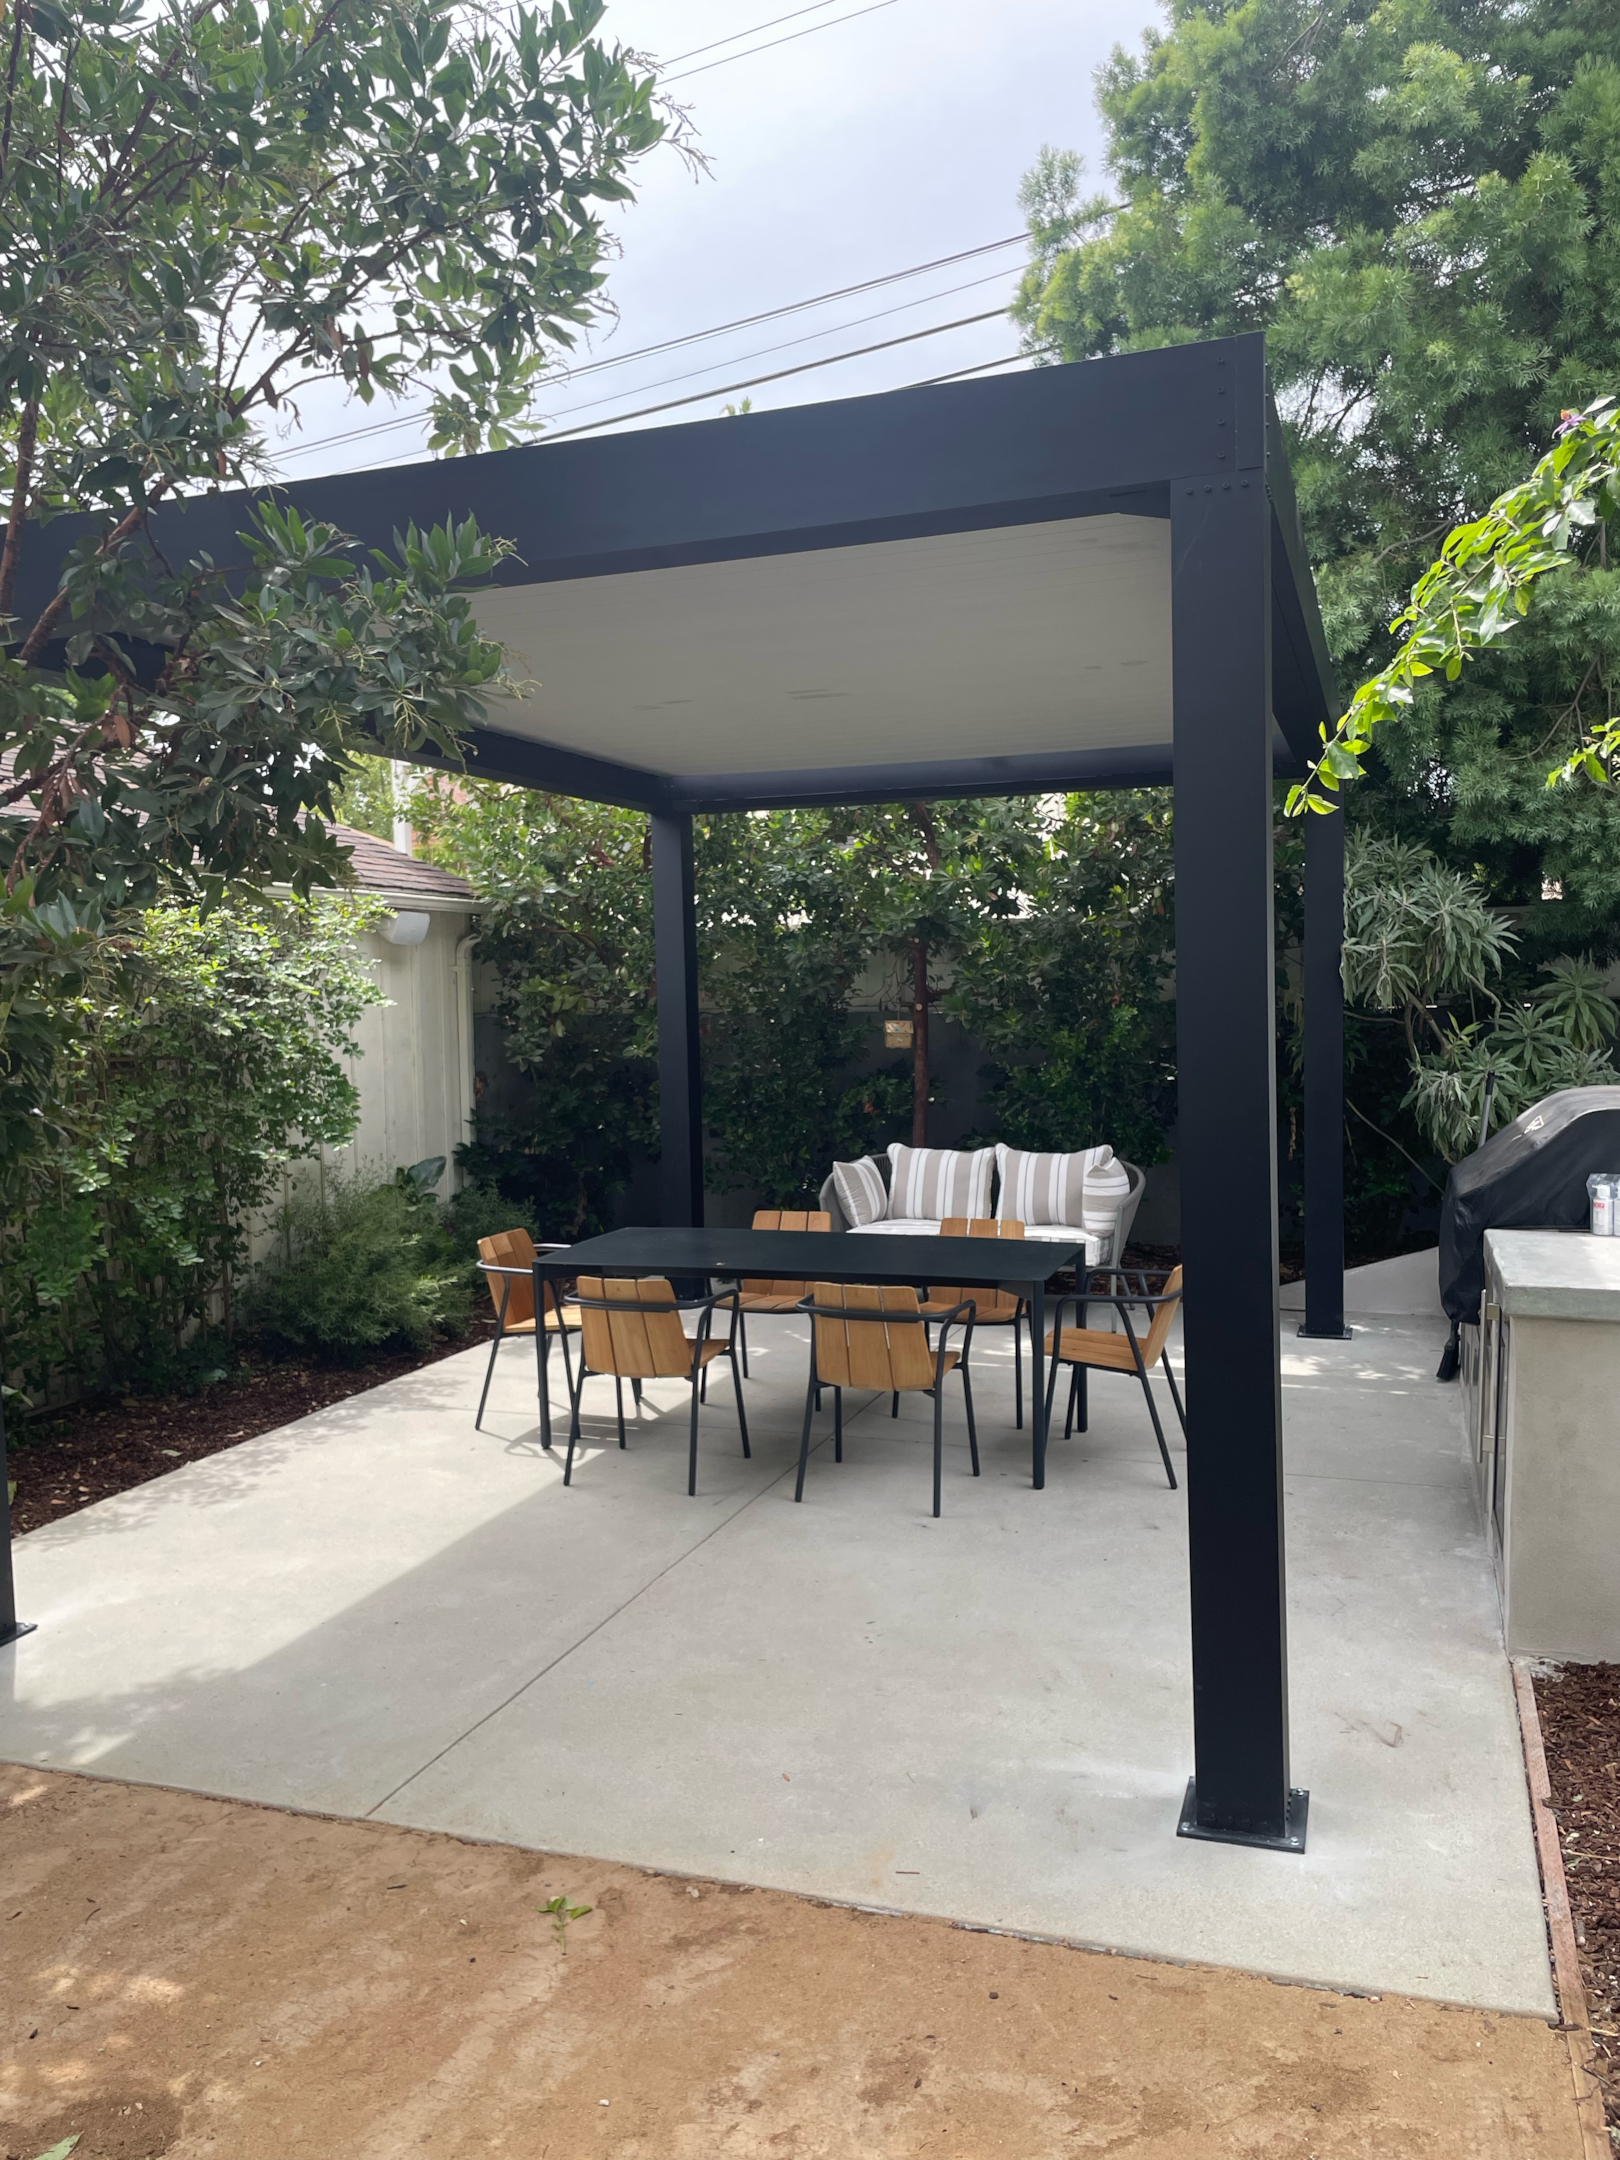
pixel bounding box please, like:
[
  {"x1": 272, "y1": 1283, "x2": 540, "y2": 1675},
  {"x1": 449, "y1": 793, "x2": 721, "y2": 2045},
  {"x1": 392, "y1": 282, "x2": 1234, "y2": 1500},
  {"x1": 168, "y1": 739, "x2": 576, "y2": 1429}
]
[{"x1": 1439, "y1": 1085, "x2": 1620, "y2": 1324}]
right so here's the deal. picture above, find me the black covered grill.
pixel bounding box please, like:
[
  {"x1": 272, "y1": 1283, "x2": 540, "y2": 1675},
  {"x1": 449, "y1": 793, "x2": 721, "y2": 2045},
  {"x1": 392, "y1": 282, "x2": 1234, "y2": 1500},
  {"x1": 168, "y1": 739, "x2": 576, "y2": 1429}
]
[{"x1": 1437, "y1": 1086, "x2": 1620, "y2": 1375}]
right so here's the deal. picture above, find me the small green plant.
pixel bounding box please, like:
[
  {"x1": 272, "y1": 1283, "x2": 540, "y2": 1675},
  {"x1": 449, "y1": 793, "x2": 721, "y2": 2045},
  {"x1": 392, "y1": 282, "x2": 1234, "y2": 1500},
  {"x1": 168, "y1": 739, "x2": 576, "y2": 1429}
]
[
  {"x1": 33, "y1": 2136, "x2": 81, "y2": 2160},
  {"x1": 541, "y1": 1893, "x2": 592, "y2": 1952},
  {"x1": 246, "y1": 1170, "x2": 472, "y2": 1362}
]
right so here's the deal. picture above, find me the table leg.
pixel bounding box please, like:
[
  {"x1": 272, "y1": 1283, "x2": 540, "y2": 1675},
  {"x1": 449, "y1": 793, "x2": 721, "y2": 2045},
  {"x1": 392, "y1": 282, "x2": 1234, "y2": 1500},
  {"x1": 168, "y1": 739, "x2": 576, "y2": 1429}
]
[
  {"x1": 535, "y1": 1263, "x2": 554, "y2": 1453},
  {"x1": 1031, "y1": 1275, "x2": 1046, "y2": 1489}
]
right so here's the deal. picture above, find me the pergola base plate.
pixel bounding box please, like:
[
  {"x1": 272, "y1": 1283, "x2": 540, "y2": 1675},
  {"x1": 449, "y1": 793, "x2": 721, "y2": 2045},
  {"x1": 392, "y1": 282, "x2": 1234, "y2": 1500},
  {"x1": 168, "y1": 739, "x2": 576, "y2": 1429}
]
[
  {"x1": 0, "y1": 1619, "x2": 37, "y2": 1646},
  {"x1": 1177, "y1": 1777, "x2": 1309, "y2": 1853},
  {"x1": 1297, "y1": 1325, "x2": 1354, "y2": 1340}
]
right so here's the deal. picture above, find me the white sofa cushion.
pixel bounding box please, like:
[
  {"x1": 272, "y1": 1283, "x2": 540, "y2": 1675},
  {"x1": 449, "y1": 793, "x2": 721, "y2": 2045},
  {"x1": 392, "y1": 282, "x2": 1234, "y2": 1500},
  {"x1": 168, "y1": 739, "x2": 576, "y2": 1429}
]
[
  {"x1": 886, "y1": 1142, "x2": 994, "y2": 1222},
  {"x1": 994, "y1": 1142, "x2": 1111, "y2": 1228},
  {"x1": 831, "y1": 1155, "x2": 889, "y2": 1228}
]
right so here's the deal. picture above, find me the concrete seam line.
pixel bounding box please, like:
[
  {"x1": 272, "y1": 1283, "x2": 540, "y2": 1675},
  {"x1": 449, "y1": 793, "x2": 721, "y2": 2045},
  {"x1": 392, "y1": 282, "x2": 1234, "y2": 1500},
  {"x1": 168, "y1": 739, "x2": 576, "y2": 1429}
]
[{"x1": 1512, "y1": 1656, "x2": 1610, "y2": 2160}]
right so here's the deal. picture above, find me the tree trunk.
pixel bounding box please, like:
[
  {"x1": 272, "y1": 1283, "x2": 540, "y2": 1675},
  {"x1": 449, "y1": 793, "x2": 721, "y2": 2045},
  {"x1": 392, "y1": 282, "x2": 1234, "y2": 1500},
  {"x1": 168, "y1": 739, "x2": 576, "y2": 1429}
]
[{"x1": 910, "y1": 935, "x2": 930, "y2": 1146}]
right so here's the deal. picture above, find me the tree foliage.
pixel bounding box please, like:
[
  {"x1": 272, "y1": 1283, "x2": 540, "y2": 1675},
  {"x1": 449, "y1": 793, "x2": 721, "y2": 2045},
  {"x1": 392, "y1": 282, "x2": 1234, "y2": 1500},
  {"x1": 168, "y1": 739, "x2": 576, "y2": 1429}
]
[
  {"x1": 0, "y1": 893, "x2": 385, "y2": 1403},
  {"x1": 1016, "y1": 0, "x2": 1620, "y2": 951},
  {"x1": 1293, "y1": 399, "x2": 1620, "y2": 809},
  {"x1": 0, "y1": 0, "x2": 664, "y2": 1158}
]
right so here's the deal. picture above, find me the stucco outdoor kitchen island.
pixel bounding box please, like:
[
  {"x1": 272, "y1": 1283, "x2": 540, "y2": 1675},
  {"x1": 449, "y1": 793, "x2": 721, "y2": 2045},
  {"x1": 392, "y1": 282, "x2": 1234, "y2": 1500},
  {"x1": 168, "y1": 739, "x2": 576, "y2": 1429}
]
[{"x1": 1474, "y1": 1227, "x2": 1620, "y2": 1659}]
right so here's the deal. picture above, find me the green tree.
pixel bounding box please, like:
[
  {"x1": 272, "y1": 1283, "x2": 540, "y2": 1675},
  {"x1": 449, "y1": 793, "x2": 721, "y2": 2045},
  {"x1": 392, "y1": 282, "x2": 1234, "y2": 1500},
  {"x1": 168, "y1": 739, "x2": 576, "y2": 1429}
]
[
  {"x1": 0, "y1": 0, "x2": 664, "y2": 1154},
  {"x1": 946, "y1": 792, "x2": 1178, "y2": 1170},
  {"x1": 425, "y1": 786, "x2": 659, "y2": 1238},
  {"x1": 1, "y1": 893, "x2": 385, "y2": 1402},
  {"x1": 1016, "y1": 0, "x2": 1620, "y2": 953}
]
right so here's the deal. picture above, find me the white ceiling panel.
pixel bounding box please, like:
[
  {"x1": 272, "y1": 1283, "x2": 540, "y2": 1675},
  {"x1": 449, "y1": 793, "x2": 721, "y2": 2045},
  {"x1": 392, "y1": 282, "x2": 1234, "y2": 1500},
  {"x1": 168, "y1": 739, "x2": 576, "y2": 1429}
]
[{"x1": 472, "y1": 513, "x2": 1170, "y2": 778}]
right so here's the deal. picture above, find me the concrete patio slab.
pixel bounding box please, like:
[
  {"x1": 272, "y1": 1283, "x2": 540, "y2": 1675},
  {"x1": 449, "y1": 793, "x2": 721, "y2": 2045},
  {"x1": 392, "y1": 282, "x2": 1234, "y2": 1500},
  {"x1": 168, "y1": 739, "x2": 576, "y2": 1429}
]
[{"x1": 3, "y1": 1310, "x2": 1554, "y2": 2018}]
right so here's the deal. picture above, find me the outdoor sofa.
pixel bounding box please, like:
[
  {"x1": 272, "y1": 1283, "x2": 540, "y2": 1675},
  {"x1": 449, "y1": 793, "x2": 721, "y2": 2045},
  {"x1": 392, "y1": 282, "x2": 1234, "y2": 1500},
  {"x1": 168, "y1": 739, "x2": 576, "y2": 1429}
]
[{"x1": 817, "y1": 1141, "x2": 1146, "y2": 1268}]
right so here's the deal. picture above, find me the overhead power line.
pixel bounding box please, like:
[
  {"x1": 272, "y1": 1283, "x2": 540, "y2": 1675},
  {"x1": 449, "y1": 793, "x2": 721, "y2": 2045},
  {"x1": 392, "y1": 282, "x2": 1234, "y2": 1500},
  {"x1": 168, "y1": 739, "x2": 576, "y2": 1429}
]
[
  {"x1": 662, "y1": 0, "x2": 897, "y2": 85},
  {"x1": 277, "y1": 265, "x2": 1020, "y2": 463},
  {"x1": 660, "y1": 0, "x2": 843, "y2": 70},
  {"x1": 534, "y1": 306, "x2": 1010, "y2": 444},
  {"x1": 271, "y1": 233, "x2": 1029, "y2": 467}
]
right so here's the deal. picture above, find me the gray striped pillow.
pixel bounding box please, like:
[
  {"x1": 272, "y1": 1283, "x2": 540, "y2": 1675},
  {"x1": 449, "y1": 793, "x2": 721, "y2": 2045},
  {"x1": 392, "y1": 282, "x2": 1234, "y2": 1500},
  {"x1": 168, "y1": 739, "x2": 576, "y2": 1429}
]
[
  {"x1": 994, "y1": 1143, "x2": 1112, "y2": 1229},
  {"x1": 832, "y1": 1156, "x2": 889, "y2": 1228},
  {"x1": 886, "y1": 1143, "x2": 994, "y2": 1222}
]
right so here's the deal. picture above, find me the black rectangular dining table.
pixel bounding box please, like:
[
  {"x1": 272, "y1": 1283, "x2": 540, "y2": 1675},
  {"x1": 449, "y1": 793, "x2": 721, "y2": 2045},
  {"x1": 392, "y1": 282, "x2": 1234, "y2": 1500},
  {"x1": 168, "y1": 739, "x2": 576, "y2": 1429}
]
[{"x1": 534, "y1": 1226, "x2": 1089, "y2": 1488}]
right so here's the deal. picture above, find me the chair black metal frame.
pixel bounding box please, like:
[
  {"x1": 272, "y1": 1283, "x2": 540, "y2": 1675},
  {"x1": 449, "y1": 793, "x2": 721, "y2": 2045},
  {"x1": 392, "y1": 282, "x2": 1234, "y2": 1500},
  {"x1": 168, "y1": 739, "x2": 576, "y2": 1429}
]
[
  {"x1": 795, "y1": 1293, "x2": 978, "y2": 1518},
  {"x1": 474, "y1": 1246, "x2": 577, "y2": 1439},
  {"x1": 1042, "y1": 1269, "x2": 1186, "y2": 1489},
  {"x1": 565, "y1": 1283, "x2": 750, "y2": 1496}
]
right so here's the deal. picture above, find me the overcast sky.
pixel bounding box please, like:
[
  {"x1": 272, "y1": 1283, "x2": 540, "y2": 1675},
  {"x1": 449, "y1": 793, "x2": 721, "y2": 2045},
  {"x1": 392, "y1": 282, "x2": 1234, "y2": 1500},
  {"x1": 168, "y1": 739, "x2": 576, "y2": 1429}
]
[{"x1": 267, "y1": 0, "x2": 1159, "y2": 480}]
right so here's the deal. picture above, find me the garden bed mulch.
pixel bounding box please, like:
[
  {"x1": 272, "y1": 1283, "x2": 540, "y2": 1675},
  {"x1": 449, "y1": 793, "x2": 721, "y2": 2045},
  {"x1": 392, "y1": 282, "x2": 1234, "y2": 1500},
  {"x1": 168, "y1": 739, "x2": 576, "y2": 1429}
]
[
  {"x1": 7, "y1": 1324, "x2": 493, "y2": 1539},
  {"x1": 1532, "y1": 1662, "x2": 1620, "y2": 2141}
]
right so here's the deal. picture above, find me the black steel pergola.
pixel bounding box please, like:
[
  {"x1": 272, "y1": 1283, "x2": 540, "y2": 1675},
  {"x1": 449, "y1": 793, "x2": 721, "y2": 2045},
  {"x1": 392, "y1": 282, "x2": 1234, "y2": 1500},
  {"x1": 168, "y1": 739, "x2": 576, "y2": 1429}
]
[{"x1": 0, "y1": 331, "x2": 1350, "y2": 1852}]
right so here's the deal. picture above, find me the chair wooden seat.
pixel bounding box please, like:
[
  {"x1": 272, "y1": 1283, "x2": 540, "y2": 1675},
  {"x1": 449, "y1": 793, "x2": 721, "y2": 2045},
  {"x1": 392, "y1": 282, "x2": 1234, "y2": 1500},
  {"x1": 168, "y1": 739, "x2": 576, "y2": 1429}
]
[
  {"x1": 920, "y1": 1218, "x2": 1030, "y2": 1425},
  {"x1": 735, "y1": 1211, "x2": 830, "y2": 1371},
  {"x1": 497, "y1": 1304, "x2": 582, "y2": 1338},
  {"x1": 567, "y1": 1275, "x2": 748, "y2": 1494},
  {"x1": 795, "y1": 1281, "x2": 977, "y2": 1518},
  {"x1": 1043, "y1": 1326, "x2": 1144, "y2": 1373},
  {"x1": 1043, "y1": 1266, "x2": 1185, "y2": 1487},
  {"x1": 475, "y1": 1227, "x2": 579, "y2": 1437}
]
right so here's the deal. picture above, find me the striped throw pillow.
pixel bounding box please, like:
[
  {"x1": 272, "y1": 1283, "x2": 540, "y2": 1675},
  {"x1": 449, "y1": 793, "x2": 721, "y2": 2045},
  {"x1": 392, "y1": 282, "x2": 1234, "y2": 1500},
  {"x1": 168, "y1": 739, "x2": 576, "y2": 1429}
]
[
  {"x1": 1081, "y1": 1153, "x2": 1133, "y2": 1257},
  {"x1": 995, "y1": 1143, "x2": 1112, "y2": 1229},
  {"x1": 886, "y1": 1143, "x2": 995, "y2": 1222},
  {"x1": 832, "y1": 1156, "x2": 889, "y2": 1228}
]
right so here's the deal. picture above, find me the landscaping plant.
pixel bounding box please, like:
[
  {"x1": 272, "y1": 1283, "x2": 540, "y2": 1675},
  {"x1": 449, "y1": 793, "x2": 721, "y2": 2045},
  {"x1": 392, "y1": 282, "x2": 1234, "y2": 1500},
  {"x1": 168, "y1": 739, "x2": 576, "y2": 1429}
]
[
  {"x1": 247, "y1": 1161, "x2": 471, "y2": 1361},
  {"x1": 1344, "y1": 835, "x2": 1617, "y2": 1160},
  {"x1": 0, "y1": 893, "x2": 384, "y2": 1405}
]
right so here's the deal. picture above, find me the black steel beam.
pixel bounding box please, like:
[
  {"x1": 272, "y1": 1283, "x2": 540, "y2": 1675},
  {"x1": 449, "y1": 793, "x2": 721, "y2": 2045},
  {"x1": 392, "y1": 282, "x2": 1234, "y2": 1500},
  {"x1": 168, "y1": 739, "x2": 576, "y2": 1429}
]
[
  {"x1": 413, "y1": 724, "x2": 670, "y2": 813},
  {"x1": 1301, "y1": 808, "x2": 1350, "y2": 1340},
  {"x1": 671, "y1": 744, "x2": 1177, "y2": 812},
  {"x1": 650, "y1": 811, "x2": 704, "y2": 1229},
  {"x1": 1170, "y1": 471, "x2": 1306, "y2": 1853}
]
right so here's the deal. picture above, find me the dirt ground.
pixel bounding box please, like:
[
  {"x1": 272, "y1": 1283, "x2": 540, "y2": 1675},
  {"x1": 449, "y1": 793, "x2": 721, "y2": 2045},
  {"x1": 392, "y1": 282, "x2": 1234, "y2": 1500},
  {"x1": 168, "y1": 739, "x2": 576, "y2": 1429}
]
[
  {"x1": 5, "y1": 1326, "x2": 494, "y2": 1538},
  {"x1": 1536, "y1": 1662, "x2": 1620, "y2": 2138},
  {"x1": 0, "y1": 1766, "x2": 1585, "y2": 2160}
]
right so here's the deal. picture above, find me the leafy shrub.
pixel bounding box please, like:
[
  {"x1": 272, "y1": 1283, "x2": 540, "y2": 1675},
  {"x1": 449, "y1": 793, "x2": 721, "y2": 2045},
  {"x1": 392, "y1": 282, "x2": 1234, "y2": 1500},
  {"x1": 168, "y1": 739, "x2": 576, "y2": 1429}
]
[
  {"x1": 247, "y1": 1173, "x2": 471, "y2": 1361},
  {"x1": 1, "y1": 895, "x2": 385, "y2": 1407}
]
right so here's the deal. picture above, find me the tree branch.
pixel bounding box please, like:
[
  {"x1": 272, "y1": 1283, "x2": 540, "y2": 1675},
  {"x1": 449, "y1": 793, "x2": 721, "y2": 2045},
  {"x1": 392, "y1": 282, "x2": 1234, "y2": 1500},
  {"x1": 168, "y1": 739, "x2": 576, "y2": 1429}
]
[{"x1": 0, "y1": 392, "x2": 40, "y2": 620}]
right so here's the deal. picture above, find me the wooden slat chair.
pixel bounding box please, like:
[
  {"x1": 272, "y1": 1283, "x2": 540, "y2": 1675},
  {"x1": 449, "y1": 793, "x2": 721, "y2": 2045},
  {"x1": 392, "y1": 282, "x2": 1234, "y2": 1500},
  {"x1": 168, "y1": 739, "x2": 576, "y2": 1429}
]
[
  {"x1": 794, "y1": 1283, "x2": 977, "y2": 1518},
  {"x1": 920, "y1": 1216, "x2": 1030, "y2": 1428},
  {"x1": 1041, "y1": 1266, "x2": 1185, "y2": 1488},
  {"x1": 475, "y1": 1228, "x2": 581, "y2": 1439},
  {"x1": 734, "y1": 1209, "x2": 831, "y2": 1378},
  {"x1": 568, "y1": 1276, "x2": 749, "y2": 1496}
]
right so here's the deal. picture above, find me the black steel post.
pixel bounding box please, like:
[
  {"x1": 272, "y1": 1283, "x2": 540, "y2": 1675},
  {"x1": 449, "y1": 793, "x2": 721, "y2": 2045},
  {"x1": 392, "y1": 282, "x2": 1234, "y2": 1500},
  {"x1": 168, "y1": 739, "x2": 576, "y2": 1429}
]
[
  {"x1": 0, "y1": 1381, "x2": 38, "y2": 1647},
  {"x1": 1170, "y1": 472, "x2": 1306, "y2": 1852},
  {"x1": 1301, "y1": 807, "x2": 1350, "y2": 1341},
  {"x1": 651, "y1": 810, "x2": 704, "y2": 1229}
]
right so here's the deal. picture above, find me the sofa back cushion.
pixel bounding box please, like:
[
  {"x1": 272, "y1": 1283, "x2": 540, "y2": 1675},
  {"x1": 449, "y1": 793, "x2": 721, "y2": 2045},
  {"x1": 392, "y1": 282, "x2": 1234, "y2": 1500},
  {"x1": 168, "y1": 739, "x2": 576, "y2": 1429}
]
[
  {"x1": 995, "y1": 1143, "x2": 1130, "y2": 1238},
  {"x1": 886, "y1": 1142, "x2": 994, "y2": 1223},
  {"x1": 831, "y1": 1155, "x2": 890, "y2": 1228}
]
